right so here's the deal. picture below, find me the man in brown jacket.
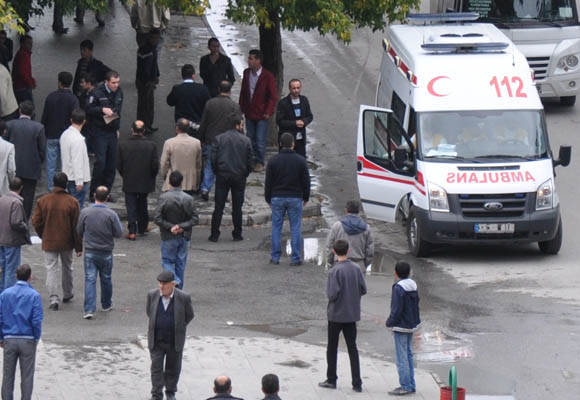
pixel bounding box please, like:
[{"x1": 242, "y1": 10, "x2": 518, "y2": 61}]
[
  {"x1": 160, "y1": 118, "x2": 202, "y2": 195},
  {"x1": 32, "y1": 172, "x2": 82, "y2": 310}
]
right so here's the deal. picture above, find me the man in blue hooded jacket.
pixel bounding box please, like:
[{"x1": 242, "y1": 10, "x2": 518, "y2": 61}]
[
  {"x1": 386, "y1": 261, "x2": 421, "y2": 396},
  {"x1": 326, "y1": 200, "x2": 374, "y2": 271}
]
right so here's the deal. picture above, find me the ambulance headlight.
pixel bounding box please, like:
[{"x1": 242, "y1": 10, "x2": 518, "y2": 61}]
[
  {"x1": 428, "y1": 182, "x2": 449, "y2": 212},
  {"x1": 566, "y1": 55, "x2": 579, "y2": 68},
  {"x1": 536, "y1": 178, "x2": 553, "y2": 211}
]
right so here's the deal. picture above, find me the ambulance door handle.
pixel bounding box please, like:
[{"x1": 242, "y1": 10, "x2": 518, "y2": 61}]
[{"x1": 357, "y1": 161, "x2": 362, "y2": 172}]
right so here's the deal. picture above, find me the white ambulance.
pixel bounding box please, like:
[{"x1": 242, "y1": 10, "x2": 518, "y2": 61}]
[{"x1": 356, "y1": 13, "x2": 571, "y2": 256}]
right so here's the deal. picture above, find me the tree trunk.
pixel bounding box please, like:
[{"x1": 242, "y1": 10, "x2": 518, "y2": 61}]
[{"x1": 259, "y1": 9, "x2": 283, "y2": 147}]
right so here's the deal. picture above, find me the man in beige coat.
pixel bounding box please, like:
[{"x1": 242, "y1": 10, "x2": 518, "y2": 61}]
[
  {"x1": 160, "y1": 118, "x2": 202, "y2": 195},
  {"x1": 0, "y1": 64, "x2": 18, "y2": 120}
]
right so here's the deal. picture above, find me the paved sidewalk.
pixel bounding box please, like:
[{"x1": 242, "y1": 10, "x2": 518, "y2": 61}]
[{"x1": 6, "y1": 335, "x2": 440, "y2": 399}]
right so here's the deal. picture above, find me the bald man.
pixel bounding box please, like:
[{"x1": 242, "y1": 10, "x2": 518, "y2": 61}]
[{"x1": 206, "y1": 376, "x2": 244, "y2": 400}]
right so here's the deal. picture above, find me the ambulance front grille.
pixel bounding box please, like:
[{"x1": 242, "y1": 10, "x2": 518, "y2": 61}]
[
  {"x1": 458, "y1": 193, "x2": 528, "y2": 218},
  {"x1": 527, "y1": 56, "x2": 550, "y2": 81}
]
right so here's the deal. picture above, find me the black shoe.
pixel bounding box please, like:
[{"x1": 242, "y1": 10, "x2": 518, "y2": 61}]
[
  {"x1": 63, "y1": 295, "x2": 74, "y2": 303},
  {"x1": 73, "y1": 17, "x2": 84, "y2": 24},
  {"x1": 388, "y1": 387, "x2": 412, "y2": 396},
  {"x1": 107, "y1": 194, "x2": 116, "y2": 203},
  {"x1": 353, "y1": 386, "x2": 362, "y2": 393},
  {"x1": 290, "y1": 261, "x2": 303, "y2": 266},
  {"x1": 208, "y1": 235, "x2": 219, "y2": 242},
  {"x1": 269, "y1": 259, "x2": 279, "y2": 265},
  {"x1": 318, "y1": 380, "x2": 336, "y2": 389},
  {"x1": 53, "y1": 27, "x2": 68, "y2": 34},
  {"x1": 200, "y1": 191, "x2": 209, "y2": 201},
  {"x1": 165, "y1": 392, "x2": 176, "y2": 400},
  {"x1": 96, "y1": 19, "x2": 105, "y2": 28},
  {"x1": 49, "y1": 303, "x2": 59, "y2": 311},
  {"x1": 232, "y1": 236, "x2": 243, "y2": 241}
]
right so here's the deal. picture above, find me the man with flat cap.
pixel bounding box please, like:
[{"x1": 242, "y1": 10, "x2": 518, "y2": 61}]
[{"x1": 146, "y1": 270, "x2": 194, "y2": 400}]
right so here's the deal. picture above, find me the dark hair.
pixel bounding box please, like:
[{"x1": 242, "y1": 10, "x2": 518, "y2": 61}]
[
  {"x1": 132, "y1": 121, "x2": 146, "y2": 135},
  {"x1": 95, "y1": 186, "x2": 109, "y2": 202},
  {"x1": 16, "y1": 264, "x2": 31, "y2": 281},
  {"x1": 208, "y1": 37, "x2": 219, "y2": 47},
  {"x1": 288, "y1": 78, "x2": 301, "y2": 88},
  {"x1": 105, "y1": 70, "x2": 120, "y2": 81},
  {"x1": 53, "y1": 172, "x2": 68, "y2": 189},
  {"x1": 71, "y1": 108, "x2": 86, "y2": 125},
  {"x1": 19, "y1": 100, "x2": 34, "y2": 116},
  {"x1": 80, "y1": 39, "x2": 94, "y2": 50},
  {"x1": 261, "y1": 374, "x2": 279, "y2": 395},
  {"x1": 346, "y1": 200, "x2": 360, "y2": 214},
  {"x1": 219, "y1": 80, "x2": 232, "y2": 94},
  {"x1": 214, "y1": 377, "x2": 231, "y2": 394},
  {"x1": 181, "y1": 64, "x2": 195, "y2": 79},
  {"x1": 19, "y1": 35, "x2": 32, "y2": 45},
  {"x1": 333, "y1": 239, "x2": 349, "y2": 256},
  {"x1": 169, "y1": 170, "x2": 183, "y2": 188},
  {"x1": 58, "y1": 71, "x2": 73, "y2": 88},
  {"x1": 8, "y1": 177, "x2": 22, "y2": 192},
  {"x1": 280, "y1": 132, "x2": 294, "y2": 149},
  {"x1": 81, "y1": 72, "x2": 96, "y2": 86},
  {"x1": 229, "y1": 111, "x2": 243, "y2": 129},
  {"x1": 249, "y1": 49, "x2": 263, "y2": 62},
  {"x1": 176, "y1": 118, "x2": 190, "y2": 133},
  {"x1": 395, "y1": 261, "x2": 411, "y2": 279}
]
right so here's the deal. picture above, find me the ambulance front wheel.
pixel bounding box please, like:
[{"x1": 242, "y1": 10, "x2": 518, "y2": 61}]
[
  {"x1": 560, "y1": 96, "x2": 576, "y2": 106},
  {"x1": 407, "y1": 207, "x2": 431, "y2": 257},
  {"x1": 538, "y1": 216, "x2": 562, "y2": 255}
]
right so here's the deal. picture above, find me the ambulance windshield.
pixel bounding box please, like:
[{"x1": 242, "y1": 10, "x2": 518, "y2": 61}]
[
  {"x1": 417, "y1": 110, "x2": 549, "y2": 161},
  {"x1": 462, "y1": 0, "x2": 577, "y2": 24}
]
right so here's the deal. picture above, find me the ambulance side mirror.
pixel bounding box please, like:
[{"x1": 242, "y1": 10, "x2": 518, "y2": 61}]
[{"x1": 553, "y1": 145, "x2": 571, "y2": 167}]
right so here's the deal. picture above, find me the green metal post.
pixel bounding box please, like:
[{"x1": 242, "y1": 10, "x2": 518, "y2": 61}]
[{"x1": 449, "y1": 366, "x2": 458, "y2": 400}]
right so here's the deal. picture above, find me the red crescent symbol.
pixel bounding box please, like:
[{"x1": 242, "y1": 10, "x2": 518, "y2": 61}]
[{"x1": 427, "y1": 76, "x2": 451, "y2": 97}]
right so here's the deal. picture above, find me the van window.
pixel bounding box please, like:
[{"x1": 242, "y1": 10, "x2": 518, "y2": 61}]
[{"x1": 391, "y1": 92, "x2": 406, "y2": 124}]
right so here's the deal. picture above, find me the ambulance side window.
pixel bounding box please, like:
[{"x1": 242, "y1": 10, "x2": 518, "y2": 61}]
[{"x1": 391, "y1": 92, "x2": 406, "y2": 123}]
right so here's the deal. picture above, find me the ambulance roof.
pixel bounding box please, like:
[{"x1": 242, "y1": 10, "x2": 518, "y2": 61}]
[{"x1": 386, "y1": 23, "x2": 542, "y2": 111}]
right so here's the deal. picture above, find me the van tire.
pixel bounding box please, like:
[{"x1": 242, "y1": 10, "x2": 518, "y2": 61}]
[
  {"x1": 538, "y1": 216, "x2": 562, "y2": 255},
  {"x1": 560, "y1": 96, "x2": 576, "y2": 106},
  {"x1": 407, "y1": 207, "x2": 431, "y2": 257}
]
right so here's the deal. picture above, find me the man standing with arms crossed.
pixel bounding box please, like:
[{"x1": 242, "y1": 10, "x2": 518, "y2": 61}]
[
  {"x1": 0, "y1": 264, "x2": 42, "y2": 400},
  {"x1": 276, "y1": 79, "x2": 313, "y2": 158}
]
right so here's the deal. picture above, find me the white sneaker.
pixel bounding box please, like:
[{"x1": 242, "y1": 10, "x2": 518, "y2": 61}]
[
  {"x1": 83, "y1": 312, "x2": 94, "y2": 319},
  {"x1": 102, "y1": 304, "x2": 114, "y2": 312}
]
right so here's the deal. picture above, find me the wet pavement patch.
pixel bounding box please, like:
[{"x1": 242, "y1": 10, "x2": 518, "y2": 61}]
[
  {"x1": 237, "y1": 323, "x2": 307, "y2": 338},
  {"x1": 275, "y1": 359, "x2": 311, "y2": 368}
]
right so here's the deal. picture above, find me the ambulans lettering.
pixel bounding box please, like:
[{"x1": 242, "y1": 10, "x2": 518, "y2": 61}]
[{"x1": 446, "y1": 171, "x2": 535, "y2": 184}]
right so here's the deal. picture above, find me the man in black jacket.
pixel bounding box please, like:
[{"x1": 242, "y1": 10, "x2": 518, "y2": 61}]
[
  {"x1": 209, "y1": 111, "x2": 254, "y2": 242},
  {"x1": 86, "y1": 70, "x2": 124, "y2": 201},
  {"x1": 276, "y1": 79, "x2": 313, "y2": 158},
  {"x1": 5, "y1": 101, "x2": 46, "y2": 219},
  {"x1": 117, "y1": 120, "x2": 159, "y2": 240},
  {"x1": 72, "y1": 40, "x2": 110, "y2": 98},
  {"x1": 199, "y1": 38, "x2": 235, "y2": 98},
  {"x1": 166, "y1": 64, "x2": 210, "y2": 139},
  {"x1": 264, "y1": 133, "x2": 310, "y2": 266},
  {"x1": 136, "y1": 29, "x2": 161, "y2": 133},
  {"x1": 41, "y1": 71, "x2": 79, "y2": 192}
]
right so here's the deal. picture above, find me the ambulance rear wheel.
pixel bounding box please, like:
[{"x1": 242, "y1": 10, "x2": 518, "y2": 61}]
[
  {"x1": 407, "y1": 207, "x2": 431, "y2": 257},
  {"x1": 560, "y1": 96, "x2": 576, "y2": 106},
  {"x1": 538, "y1": 216, "x2": 562, "y2": 255}
]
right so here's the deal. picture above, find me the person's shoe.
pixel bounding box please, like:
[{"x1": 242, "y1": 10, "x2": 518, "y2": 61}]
[
  {"x1": 353, "y1": 386, "x2": 363, "y2": 393},
  {"x1": 290, "y1": 261, "x2": 303, "y2": 266},
  {"x1": 63, "y1": 295, "x2": 74, "y2": 303},
  {"x1": 96, "y1": 18, "x2": 105, "y2": 28},
  {"x1": 126, "y1": 233, "x2": 136, "y2": 241},
  {"x1": 73, "y1": 17, "x2": 84, "y2": 24},
  {"x1": 139, "y1": 225, "x2": 152, "y2": 235},
  {"x1": 165, "y1": 392, "x2": 176, "y2": 400},
  {"x1": 318, "y1": 380, "x2": 337, "y2": 389},
  {"x1": 388, "y1": 387, "x2": 412, "y2": 396},
  {"x1": 83, "y1": 312, "x2": 94, "y2": 320},
  {"x1": 232, "y1": 236, "x2": 243, "y2": 241},
  {"x1": 208, "y1": 235, "x2": 219, "y2": 242},
  {"x1": 53, "y1": 27, "x2": 69, "y2": 34},
  {"x1": 253, "y1": 163, "x2": 264, "y2": 172},
  {"x1": 102, "y1": 304, "x2": 113, "y2": 312},
  {"x1": 107, "y1": 194, "x2": 117, "y2": 203},
  {"x1": 49, "y1": 303, "x2": 59, "y2": 311},
  {"x1": 269, "y1": 259, "x2": 279, "y2": 265},
  {"x1": 200, "y1": 191, "x2": 209, "y2": 201}
]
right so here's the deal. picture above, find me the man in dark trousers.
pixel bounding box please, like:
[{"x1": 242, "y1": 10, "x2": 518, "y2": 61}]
[
  {"x1": 386, "y1": 261, "x2": 421, "y2": 396},
  {"x1": 264, "y1": 133, "x2": 310, "y2": 266},
  {"x1": 5, "y1": 101, "x2": 46, "y2": 219},
  {"x1": 209, "y1": 111, "x2": 254, "y2": 242},
  {"x1": 199, "y1": 38, "x2": 235, "y2": 98},
  {"x1": 198, "y1": 80, "x2": 240, "y2": 201},
  {"x1": 206, "y1": 376, "x2": 244, "y2": 400},
  {"x1": 117, "y1": 120, "x2": 159, "y2": 240},
  {"x1": 261, "y1": 374, "x2": 281, "y2": 400},
  {"x1": 319, "y1": 239, "x2": 367, "y2": 392},
  {"x1": 147, "y1": 270, "x2": 194, "y2": 400},
  {"x1": 276, "y1": 79, "x2": 313, "y2": 158},
  {"x1": 239, "y1": 49, "x2": 278, "y2": 172},
  {"x1": 72, "y1": 40, "x2": 110, "y2": 98},
  {"x1": 136, "y1": 29, "x2": 161, "y2": 133},
  {"x1": 86, "y1": 70, "x2": 124, "y2": 201},
  {"x1": 166, "y1": 64, "x2": 210, "y2": 139},
  {"x1": 41, "y1": 71, "x2": 79, "y2": 192}
]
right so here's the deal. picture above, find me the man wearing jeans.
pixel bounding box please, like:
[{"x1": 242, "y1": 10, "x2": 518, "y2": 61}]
[
  {"x1": 264, "y1": 133, "x2": 310, "y2": 266},
  {"x1": 154, "y1": 171, "x2": 198, "y2": 289},
  {"x1": 60, "y1": 108, "x2": 91, "y2": 207},
  {"x1": 0, "y1": 178, "x2": 30, "y2": 293},
  {"x1": 0, "y1": 264, "x2": 43, "y2": 400},
  {"x1": 386, "y1": 261, "x2": 421, "y2": 396},
  {"x1": 77, "y1": 186, "x2": 123, "y2": 320},
  {"x1": 239, "y1": 49, "x2": 277, "y2": 172}
]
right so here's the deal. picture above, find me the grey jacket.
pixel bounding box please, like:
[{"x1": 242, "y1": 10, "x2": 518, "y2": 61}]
[
  {"x1": 0, "y1": 192, "x2": 30, "y2": 247},
  {"x1": 0, "y1": 138, "x2": 15, "y2": 195},
  {"x1": 5, "y1": 116, "x2": 46, "y2": 180},
  {"x1": 327, "y1": 259, "x2": 367, "y2": 323},
  {"x1": 198, "y1": 95, "x2": 241, "y2": 145},
  {"x1": 154, "y1": 189, "x2": 199, "y2": 241},
  {"x1": 77, "y1": 204, "x2": 123, "y2": 253},
  {"x1": 326, "y1": 214, "x2": 374, "y2": 267},
  {"x1": 146, "y1": 287, "x2": 194, "y2": 352}
]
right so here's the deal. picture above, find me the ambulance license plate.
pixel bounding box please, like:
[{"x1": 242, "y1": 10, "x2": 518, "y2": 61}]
[{"x1": 474, "y1": 223, "x2": 515, "y2": 234}]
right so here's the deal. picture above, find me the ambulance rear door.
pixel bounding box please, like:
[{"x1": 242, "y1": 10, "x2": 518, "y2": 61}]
[{"x1": 356, "y1": 105, "x2": 419, "y2": 223}]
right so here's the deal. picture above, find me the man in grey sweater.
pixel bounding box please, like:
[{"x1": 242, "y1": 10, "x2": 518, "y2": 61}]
[
  {"x1": 77, "y1": 186, "x2": 123, "y2": 319},
  {"x1": 319, "y1": 239, "x2": 367, "y2": 392},
  {"x1": 326, "y1": 200, "x2": 374, "y2": 271}
]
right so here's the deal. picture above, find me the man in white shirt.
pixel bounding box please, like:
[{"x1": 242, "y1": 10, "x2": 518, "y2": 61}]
[{"x1": 60, "y1": 108, "x2": 91, "y2": 207}]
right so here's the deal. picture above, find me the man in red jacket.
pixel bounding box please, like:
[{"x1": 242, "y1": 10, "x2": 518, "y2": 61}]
[
  {"x1": 11, "y1": 35, "x2": 35, "y2": 106},
  {"x1": 239, "y1": 49, "x2": 277, "y2": 172}
]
